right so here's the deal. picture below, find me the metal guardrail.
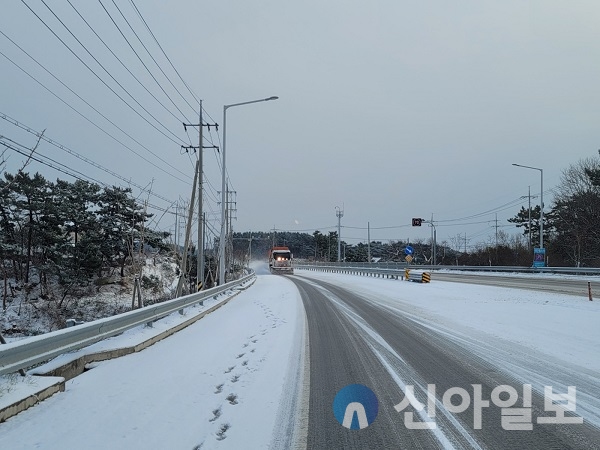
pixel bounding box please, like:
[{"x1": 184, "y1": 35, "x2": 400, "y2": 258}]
[
  {"x1": 0, "y1": 273, "x2": 255, "y2": 376},
  {"x1": 296, "y1": 262, "x2": 600, "y2": 276},
  {"x1": 297, "y1": 264, "x2": 406, "y2": 279}
]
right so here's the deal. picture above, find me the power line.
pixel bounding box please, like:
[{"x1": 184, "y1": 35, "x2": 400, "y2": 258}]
[
  {"x1": 22, "y1": 0, "x2": 187, "y2": 147},
  {"x1": 0, "y1": 112, "x2": 174, "y2": 204},
  {"x1": 435, "y1": 196, "x2": 532, "y2": 223},
  {"x1": 65, "y1": 0, "x2": 192, "y2": 126},
  {"x1": 1, "y1": 139, "x2": 175, "y2": 218},
  {"x1": 343, "y1": 224, "x2": 411, "y2": 230},
  {"x1": 128, "y1": 0, "x2": 200, "y2": 109},
  {"x1": 99, "y1": 0, "x2": 195, "y2": 122},
  {"x1": 0, "y1": 34, "x2": 190, "y2": 183},
  {"x1": 1, "y1": 138, "x2": 108, "y2": 189}
]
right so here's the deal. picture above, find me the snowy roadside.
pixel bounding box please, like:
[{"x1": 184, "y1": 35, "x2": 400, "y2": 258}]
[
  {"x1": 1, "y1": 257, "x2": 182, "y2": 339},
  {"x1": 0, "y1": 274, "x2": 307, "y2": 449},
  {"x1": 1, "y1": 283, "x2": 240, "y2": 415},
  {"x1": 432, "y1": 268, "x2": 600, "y2": 280}
]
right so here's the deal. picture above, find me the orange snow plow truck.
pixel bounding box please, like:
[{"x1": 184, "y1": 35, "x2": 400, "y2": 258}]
[{"x1": 268, "y1": 246, "x2": 294, "y2": 274}]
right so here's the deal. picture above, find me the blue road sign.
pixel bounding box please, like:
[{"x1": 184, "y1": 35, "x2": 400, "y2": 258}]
[{"x1": 533, "y1": 248, "x2": 545, "y2": 268}]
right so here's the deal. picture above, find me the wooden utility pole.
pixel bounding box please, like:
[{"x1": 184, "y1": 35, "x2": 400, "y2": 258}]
[{"x1": 175, "y1": 160, "x2": 199, "y2": 298}]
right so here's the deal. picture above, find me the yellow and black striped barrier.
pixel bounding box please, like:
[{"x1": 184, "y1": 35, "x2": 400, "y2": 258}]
[{"x1": 405, "y1": 269, "x2": 431, "y2": 283}]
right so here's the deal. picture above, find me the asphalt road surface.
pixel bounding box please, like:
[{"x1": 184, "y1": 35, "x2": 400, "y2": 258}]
[{"x1": 288, "y1": 274, "x2": 600, "y2": 450}]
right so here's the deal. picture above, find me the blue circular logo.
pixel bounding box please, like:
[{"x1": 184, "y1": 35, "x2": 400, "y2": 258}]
[
  {"x1": 333, "y1": 384, "x2": 379, "y2": 429},
  {"x1": 404, "y1": 245, "x2": 414, "y2": 255}
]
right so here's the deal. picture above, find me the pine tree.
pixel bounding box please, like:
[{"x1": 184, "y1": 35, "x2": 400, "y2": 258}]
[{"x1": 97, "y1": 186, "x2": 152, "y2": 277}]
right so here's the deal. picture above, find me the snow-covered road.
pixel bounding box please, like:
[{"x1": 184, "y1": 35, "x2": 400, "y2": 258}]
[{"x1": 1, "y1": 267, "x2": 599, "y2": 449}]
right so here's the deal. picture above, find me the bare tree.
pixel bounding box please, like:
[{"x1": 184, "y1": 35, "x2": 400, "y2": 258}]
[{"x1": 555, "y1": 157, "x2": 600, "y2": 201}]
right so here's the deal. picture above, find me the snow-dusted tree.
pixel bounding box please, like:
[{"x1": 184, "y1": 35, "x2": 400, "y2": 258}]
[
  {"x1": 50, "y1": 180, "x2": 103, "y2": 302},
  {"x1": 4, "y1": 172, "x2": 53, "y2": 283},
  {"x1": 96, "y1": 186, "x2": 152, "y2": 277}
]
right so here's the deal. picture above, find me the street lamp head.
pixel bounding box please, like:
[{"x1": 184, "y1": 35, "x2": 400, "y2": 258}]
[
  {"x1": 266, "y1": 96, "x2": 279, "y2": 101},
  {"x1": 512, "y1": 163, "x2": 542, "y2": 172}
]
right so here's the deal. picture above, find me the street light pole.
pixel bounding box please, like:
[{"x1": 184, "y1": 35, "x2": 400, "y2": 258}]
[
  {"x1": 219, "y1": 96, "x2": 278, "y2": 285},
  {"x1": 335, "y1": 206, "x2": 343, "y2": 262},
  {"x1": 512, "y1": 163, "x2": 544, "y2": 250}
]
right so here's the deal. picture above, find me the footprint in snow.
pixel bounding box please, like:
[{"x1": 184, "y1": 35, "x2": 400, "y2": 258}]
[
  {"x1": 215, "y1": 423, "x2": 230, "y2": 441},
  {"x1": 226, "y1": 393, "x2": 238, "y2": 405},
  {"x1": 209, "y1": 407, "x2": 221, "y2": 422}
]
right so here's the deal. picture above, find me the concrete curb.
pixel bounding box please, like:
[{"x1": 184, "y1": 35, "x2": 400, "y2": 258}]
[{"x1": 0, "y1": 378, "x2": 65, "y2": 423}]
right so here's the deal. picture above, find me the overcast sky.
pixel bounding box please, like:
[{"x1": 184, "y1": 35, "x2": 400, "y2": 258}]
[{"x1": 1, "y1": 1, "x2": 599, "y2": 251}]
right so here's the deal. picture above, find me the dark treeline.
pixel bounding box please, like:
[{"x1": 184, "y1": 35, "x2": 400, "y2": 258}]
[
  {"x1": 0, "y1": 172, "x2": 170, "y2": 307},
  {"x1": 234, "y1": 155, "x2": 600, "y2": 268},
  {"x1": 232, "y1": 229, "x2": 530, "y2": 266}
]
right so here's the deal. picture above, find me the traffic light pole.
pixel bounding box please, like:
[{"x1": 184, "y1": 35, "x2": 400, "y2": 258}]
[{"x1": 412, "y1": 216, "x2": 436, "y2": 265}]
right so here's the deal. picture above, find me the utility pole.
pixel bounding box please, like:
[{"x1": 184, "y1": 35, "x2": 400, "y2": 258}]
[
  {"x1": 248, "y1": 235, "x2": 253, "y2": 264},
  {"x1": 227, "y1": 187, "x2": 236, "y2": 277},
  {"x1": 220, "y1": 184, "x2": 236, "y2": 281},
  {"x1": 528, "y1": 186, "x2": 532, "y2": 251},
  {"x1": 422, "y1": 215, "x2": 437, "y2": 266},
  {"x1": 335, "y1": 206, "x2": 344, "y2": 262},
  {"x1": 495, "y1": 213, "x2": 499, "y2": 264},
  {"x1": 182, "y1": 101, "x2": 218, "y2": 291},
  {"x1": 367, "y1": 222, "x2": 371, "y2": 263},
  {"x1": 202, "y1": 212, "x2": 207, "y2": 286},
  {"x1": 176, "y1": 160, "x2": 199, "y2": 298},
  {"x1": 174, "y1": 203, "x2": 178, "y2": 254},
  {"x1": 430, "y1": 213, "x2": 437, "y2": 266}
]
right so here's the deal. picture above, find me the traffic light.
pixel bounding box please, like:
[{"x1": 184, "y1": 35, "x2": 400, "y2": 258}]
[{"x1": 412, "y1": 218, "x2": 422, "y2": 227}]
